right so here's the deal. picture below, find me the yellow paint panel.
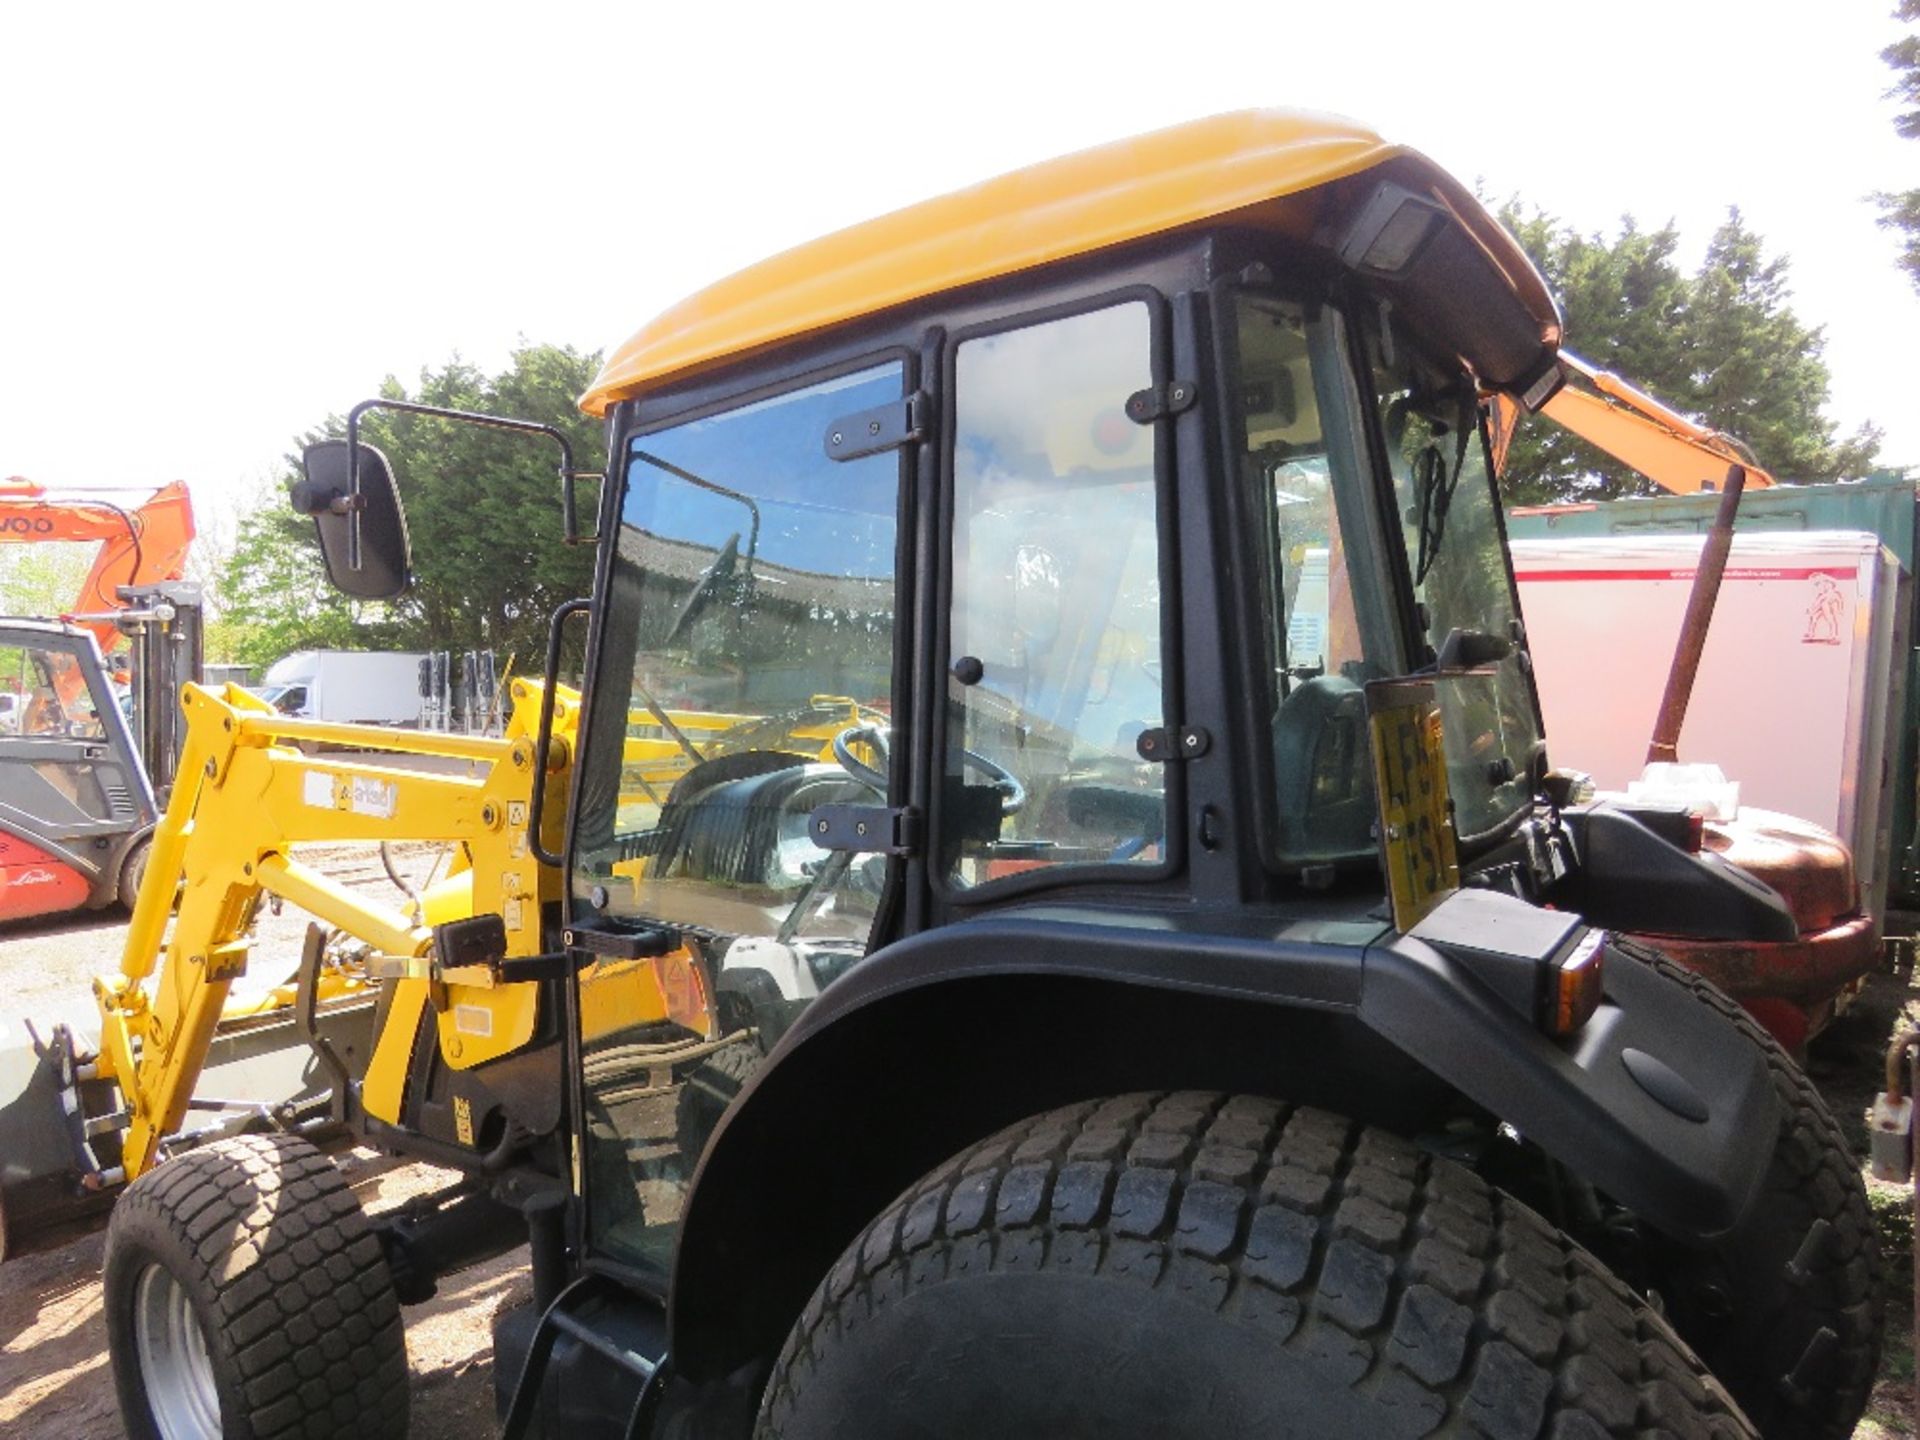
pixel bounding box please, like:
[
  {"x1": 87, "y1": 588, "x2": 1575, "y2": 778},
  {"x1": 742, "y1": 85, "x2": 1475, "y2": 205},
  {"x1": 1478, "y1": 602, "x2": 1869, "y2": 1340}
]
[
  {"x1": 583, "y1": 110, "x2": 1557, "y2": 414},
  {"x1": 363, "y1": 979, "x2": 429, "y2": 1124}
]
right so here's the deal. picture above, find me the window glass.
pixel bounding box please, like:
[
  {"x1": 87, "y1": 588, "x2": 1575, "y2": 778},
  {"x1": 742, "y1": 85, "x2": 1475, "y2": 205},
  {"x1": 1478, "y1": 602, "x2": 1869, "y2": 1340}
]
[
  {"x1": 0, "y1": 640, "x2": 127, "y2": 825},
  {"x1": 0, "y1": 646, "x2": 106, "y2": 739},
  {"x1": 569, "y1": 362, "x2": 903, "y2": 1283},
  {"x1": 1231, "y1": 294, "x2": 1392, "y2": 864},
  {"x1": 1366, "y1": 325, "x2": 1540, "y2": 838},
  {"x1": 943, "y1": 303, "x2": 1166, "y2": 888}
]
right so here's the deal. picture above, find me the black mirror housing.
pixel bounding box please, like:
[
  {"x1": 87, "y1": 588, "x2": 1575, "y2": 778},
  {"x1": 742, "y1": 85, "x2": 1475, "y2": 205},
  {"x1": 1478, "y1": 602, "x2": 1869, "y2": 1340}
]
[
  {"x1": 293, "y1": 440, "x2": 412, "y2": 601},
  {"x1": 1434, "y1": 626, "x2": 1512, "y2": 673}
]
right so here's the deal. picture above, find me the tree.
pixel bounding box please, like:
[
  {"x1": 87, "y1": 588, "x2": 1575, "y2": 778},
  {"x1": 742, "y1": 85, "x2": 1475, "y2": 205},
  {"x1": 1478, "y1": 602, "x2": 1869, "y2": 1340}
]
[
  {"x1": 217, "y1": 343, "x2": 602, "y2": 670},
  {"x1": 1879, "y1": 0, "x2": 1920, "y2": 294},
  {"x1": 1496, "y1": 205, "x2": 1880, "y2": 504}
]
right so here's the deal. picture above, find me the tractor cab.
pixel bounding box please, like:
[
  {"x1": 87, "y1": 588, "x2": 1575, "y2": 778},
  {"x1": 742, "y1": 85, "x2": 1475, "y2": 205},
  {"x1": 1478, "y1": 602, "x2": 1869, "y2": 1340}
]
[{"x1": 254, "y1": 112, "x2": 1873, "y2": 1440}]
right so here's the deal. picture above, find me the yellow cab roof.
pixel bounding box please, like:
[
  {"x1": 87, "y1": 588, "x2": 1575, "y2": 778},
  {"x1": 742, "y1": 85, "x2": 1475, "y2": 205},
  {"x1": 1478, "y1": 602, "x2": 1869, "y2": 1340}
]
[{"x1": 582, "y1": 109, "x2": 1555, "y2": 416}]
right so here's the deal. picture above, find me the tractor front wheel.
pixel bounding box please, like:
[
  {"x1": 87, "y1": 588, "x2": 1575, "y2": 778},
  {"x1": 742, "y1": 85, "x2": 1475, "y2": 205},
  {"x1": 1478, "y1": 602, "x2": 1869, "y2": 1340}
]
[{"x1": 104, "y1": 1133, "x2": 409, "y2": 1440}]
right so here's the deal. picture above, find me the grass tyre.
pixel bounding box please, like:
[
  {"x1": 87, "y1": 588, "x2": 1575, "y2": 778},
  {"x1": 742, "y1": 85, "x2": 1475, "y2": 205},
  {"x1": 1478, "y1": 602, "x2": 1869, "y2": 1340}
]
[
  {"x1": 1613, "y1": 938, "x2": 1882, "y2": 1440},
  {"x1": 103, "y1": 1133, "x2": 408, "y2": 1440},
  {"x1": 757, "y1": 1092, "x2": 1755, "y2": 1439}
]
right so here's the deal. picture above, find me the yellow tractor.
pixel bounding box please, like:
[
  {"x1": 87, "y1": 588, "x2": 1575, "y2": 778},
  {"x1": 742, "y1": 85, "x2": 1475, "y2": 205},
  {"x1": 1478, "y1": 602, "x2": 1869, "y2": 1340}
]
[{"x1": 100, "y1": 112, "x2": 1877, "y2": 1440}]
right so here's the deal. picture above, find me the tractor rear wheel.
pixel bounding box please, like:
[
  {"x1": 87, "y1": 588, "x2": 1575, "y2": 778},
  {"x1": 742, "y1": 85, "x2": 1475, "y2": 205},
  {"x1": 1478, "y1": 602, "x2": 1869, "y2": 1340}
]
[
  {"x1": 104, "y1": 1133, "x2": 409, "y2": 1440},
  {"x1": 758, "y1": 1093, "x2": 1756, "y2": 1439}
]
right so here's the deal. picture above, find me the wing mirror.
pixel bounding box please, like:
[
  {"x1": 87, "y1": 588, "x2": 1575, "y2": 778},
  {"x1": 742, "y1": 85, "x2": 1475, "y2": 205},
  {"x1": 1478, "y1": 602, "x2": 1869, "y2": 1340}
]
[
  {"x1": 1434, "y1": 626, "x2": 1512, "y2": 673},
  {"x1": 292, "y1": 440, "x2": 413, "y2": 600}
]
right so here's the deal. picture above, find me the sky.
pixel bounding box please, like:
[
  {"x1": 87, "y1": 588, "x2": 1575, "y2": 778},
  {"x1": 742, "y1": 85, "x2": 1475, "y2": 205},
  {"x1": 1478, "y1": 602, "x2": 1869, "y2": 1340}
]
[{"x1": 3, "y1": 1, "x2": 1916, "y2": 544}]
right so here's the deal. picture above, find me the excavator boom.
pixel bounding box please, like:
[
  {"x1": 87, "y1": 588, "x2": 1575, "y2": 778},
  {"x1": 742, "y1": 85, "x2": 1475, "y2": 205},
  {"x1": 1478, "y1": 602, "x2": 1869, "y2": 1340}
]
[
  {"x1": 0, "y1": 477, "x2": 197, "y2": 652},
  {"x1": 1491, "y1": 352, "x2": 1776, "y2": 495}
]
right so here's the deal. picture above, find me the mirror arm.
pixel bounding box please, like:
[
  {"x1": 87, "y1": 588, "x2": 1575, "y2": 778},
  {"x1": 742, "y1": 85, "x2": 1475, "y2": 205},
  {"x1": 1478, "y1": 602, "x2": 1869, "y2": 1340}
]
[
  {"x1": 344, "y1": 398, "x2": 602, "y2": 557},
  {"x1": 528, "y1": 598, "x2": 593, "y2": 870}
]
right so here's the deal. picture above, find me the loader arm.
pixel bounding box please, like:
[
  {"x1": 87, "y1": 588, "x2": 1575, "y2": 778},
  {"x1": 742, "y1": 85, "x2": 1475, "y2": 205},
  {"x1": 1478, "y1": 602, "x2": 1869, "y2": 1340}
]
[
  {"x1": 1489, "y1": 351, "x2": 1775, "y2": 494},
  {"x1": 93, "y1": 676, "x2": 576, "y2": 1179}
]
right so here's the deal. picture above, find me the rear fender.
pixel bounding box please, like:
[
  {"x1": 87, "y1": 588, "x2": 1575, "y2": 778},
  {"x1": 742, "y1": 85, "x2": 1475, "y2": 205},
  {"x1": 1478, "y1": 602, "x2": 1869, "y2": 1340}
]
[{"x1": 665, "y1": 905, "x2": 1778, "y2": 1381}]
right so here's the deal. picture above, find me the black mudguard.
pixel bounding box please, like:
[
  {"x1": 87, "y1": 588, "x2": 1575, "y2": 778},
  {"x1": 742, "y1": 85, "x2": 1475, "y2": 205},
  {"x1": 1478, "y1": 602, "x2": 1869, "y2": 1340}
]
[{"x1": 665, "y1": 894, "x2": 1780, "y2": 1382}]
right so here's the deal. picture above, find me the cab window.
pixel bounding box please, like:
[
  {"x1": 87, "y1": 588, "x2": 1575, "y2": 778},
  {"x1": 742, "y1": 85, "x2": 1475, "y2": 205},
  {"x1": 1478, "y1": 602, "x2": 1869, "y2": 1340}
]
[
  {"x1": 569, "y1": 361, "x2": 905, "y2": 1284},
  {"x1": 1230, "y1": 293, "x2": 1399, "y2": 866},
  {"x1": 941, "y1": 301, "x2": 1167, "y2": 889}
]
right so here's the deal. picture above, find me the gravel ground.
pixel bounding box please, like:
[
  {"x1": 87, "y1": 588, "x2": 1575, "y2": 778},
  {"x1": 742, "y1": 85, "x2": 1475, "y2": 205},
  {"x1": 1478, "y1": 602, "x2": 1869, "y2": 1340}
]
[{"x1": 0, "y1": 849, "x2": 1914, "y2": 1437}]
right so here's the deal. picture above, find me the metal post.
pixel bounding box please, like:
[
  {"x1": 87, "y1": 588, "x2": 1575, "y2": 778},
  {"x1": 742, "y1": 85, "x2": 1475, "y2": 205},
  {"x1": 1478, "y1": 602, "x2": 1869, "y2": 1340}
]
[{"x1": 1647, "y1": 464, "x2": 1748, "y2": 764}]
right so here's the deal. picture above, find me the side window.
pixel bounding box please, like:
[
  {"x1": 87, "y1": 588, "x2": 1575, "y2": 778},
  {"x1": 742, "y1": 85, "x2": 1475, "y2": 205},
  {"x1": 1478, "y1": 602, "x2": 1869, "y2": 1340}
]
[
  {"x1": 1231, "y1": 294, "x2": 1395, "y2": 866},
  {"x1": 570, "y1": 362, "x2": 905, "y2": 1285},
  {"x1": 3, "y1": 646, "x2": 107, "y2": 740},
  {"x1": 0, "y1": 641, "x2": 126, "y2": 824},
  {"x1": 942, "y1": 301, "x2": 1167, "y2": 888}
]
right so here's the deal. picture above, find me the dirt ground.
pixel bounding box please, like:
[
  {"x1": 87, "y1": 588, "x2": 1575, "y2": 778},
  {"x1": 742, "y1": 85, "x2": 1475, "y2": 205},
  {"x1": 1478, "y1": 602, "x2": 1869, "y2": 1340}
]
[
  {"x1": 0, "y1": 840, "x2": 510, "y2": 1438},
  {"x1": 0, "y1": 847, "x2": 1915, "y2": 1437}
]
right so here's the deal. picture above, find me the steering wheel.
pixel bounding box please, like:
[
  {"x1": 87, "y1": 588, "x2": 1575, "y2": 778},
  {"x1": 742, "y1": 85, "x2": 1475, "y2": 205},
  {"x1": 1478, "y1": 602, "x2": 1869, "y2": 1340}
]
[
  {"x1": 831, "y1": 722, "x2": 892, "y2": 791},
  {"x1": 831, "y1": 723, "x2": 1028, "y2": 815}
]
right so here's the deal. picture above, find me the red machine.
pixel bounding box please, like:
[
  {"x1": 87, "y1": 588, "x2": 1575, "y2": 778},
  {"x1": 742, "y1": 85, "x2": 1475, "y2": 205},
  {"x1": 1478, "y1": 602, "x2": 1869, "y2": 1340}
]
[
  {"x1": 0, "y1": 479, "x2": 196, "y2": 923},
  {"x1": 0, "y1": 477, "x2": 196, "y2": 654},
  {"x1": 1497, "y1": 368, "x2": 1877, "y2": 1050}
]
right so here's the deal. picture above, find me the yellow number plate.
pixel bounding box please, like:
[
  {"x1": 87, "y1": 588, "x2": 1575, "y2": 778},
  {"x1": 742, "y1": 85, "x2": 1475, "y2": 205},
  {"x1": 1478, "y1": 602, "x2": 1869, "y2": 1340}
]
[{"x1": 1366, "y1": 678, "x2": 1459, "y2": 931}]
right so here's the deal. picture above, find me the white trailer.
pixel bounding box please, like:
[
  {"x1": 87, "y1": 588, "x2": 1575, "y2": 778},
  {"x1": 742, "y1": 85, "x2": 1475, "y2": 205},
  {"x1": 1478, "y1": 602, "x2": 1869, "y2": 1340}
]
[
  {"x1": 258, "y1": 650, "x2": 425, "y2": 727},
  {"x1": 1511, "y1": 530, "x2": 1910, "y2": 920}
]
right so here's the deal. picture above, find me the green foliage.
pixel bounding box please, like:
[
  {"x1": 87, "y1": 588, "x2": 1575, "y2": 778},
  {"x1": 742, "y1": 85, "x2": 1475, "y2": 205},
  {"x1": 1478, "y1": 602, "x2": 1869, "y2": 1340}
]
[
  {"x1": 0, "y1": 542, "x2": 96, "y2": 619},
  {"x1": 1496, "y1": 205, "x2": 1880, "y2": 504},
  {"x1": 1879, "y1": 0, "x2": 1920, "y2": 295},
  {"x1": 218, "y1": 343, "x2": 601, "y2": 669}
]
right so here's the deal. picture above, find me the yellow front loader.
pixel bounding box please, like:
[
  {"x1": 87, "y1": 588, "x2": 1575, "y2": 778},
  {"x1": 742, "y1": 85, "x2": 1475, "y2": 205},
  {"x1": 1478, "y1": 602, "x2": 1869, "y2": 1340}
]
[
  {"x1": 0, "y1": 674, "x2": 604, "y2": 1261},
  {"x1": 0, "y1": 663, "x2": 862, "y2": 1272}
]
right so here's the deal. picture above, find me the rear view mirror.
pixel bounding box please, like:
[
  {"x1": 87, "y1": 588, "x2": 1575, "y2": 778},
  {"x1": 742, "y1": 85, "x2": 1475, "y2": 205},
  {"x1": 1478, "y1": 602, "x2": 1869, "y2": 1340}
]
[{"x1": 292, "y1": 440, "x2": 412, "y2": 600}]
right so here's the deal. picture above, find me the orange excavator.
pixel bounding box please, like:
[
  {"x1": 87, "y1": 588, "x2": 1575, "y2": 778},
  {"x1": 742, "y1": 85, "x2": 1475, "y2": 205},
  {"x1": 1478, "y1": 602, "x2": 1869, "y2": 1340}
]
[
  {"x1": 0, "y1": 478, "x2": 196, "y2": 924},
  {"x1": 0, "y1": 477, "x2": 197, "y2": 654},
  {"x1": 1489, "y1": 351, "x2": 1776, "y2": 494}
]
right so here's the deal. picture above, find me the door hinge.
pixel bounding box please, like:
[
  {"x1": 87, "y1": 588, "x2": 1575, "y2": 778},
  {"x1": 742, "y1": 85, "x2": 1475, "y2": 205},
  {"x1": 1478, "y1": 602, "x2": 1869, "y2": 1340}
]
[
  {"x1": 1136, "y1": 725, "x2": 1211, "y2": 762},
  {"x1": 825, "y1": 390, "x2": 930, "y2": 462},
  {"x1": 1125, "y1": 379, "x2": 1200, "y2": 424},
  {"x1": 808, "y1": 803, "x2": 920, "y2": 856}
]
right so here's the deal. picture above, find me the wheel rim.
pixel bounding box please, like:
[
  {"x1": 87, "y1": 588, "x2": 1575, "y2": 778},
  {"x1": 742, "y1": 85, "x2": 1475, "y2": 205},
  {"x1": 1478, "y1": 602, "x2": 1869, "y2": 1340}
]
[{"x1": 133, "y1": 1262, "x2": 221, "y2": 1440}]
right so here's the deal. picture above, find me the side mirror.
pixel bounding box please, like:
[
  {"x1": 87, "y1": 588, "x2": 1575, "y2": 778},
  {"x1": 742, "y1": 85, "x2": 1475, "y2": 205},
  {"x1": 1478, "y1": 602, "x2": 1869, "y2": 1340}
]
[
  {"x1": 292, "y1": 440, "x2": 412, "y2": 601},
  {"x1": 1434, "y1": 626, "x2": 1512, "y2": 673}
]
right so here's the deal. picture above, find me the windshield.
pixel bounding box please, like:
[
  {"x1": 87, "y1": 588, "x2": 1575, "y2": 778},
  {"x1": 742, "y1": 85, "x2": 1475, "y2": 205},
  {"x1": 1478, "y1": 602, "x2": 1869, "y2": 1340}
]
[
  {"x1": 570, "y1": 361, "x2": 904, "y2": 1284},
  {"x1": 1362, "y1": 319, "x2": 1541, "y2": 839},
  {"x1": 1230, "y1": 292, "x2": 1540, "y2": 866}
]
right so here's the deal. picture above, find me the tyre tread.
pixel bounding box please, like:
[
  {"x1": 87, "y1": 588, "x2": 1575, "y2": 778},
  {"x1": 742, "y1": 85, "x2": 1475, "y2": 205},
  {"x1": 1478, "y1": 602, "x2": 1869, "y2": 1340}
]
[
  {"x1": 107, "y1": 1133, "x2": 408, "y2": 1440},
  {"x1": 758, "y1": 1093, "x2": 1754, "y2": 1438}
]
